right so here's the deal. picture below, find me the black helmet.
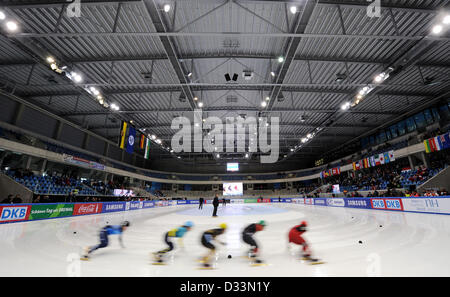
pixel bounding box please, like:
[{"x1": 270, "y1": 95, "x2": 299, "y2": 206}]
[{"x1": 121, "y1": 221, "x2": 130, "y2": 227}]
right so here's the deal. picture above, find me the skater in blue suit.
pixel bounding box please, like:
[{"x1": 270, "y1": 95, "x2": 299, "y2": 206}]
[{"x1": 81, "y1": 221, "x2": 130, "y2": 260}]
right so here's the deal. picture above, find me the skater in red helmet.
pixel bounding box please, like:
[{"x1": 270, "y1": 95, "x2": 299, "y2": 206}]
[{"x1": 288, "y1": 221, "x2": 323, "y2": 264}]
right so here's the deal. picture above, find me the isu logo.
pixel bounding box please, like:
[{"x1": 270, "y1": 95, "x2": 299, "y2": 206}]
[{"x1": 74, "y1": 204, "x2": 101, "y2": 215}]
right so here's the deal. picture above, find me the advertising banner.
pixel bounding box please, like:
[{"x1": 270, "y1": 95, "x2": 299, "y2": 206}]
[
  {"x1": 313, "y1": 198, "x2": 327, "y2": 206},
  {"x1": 73, "y1": 203, "x2": 102, "y2": 216},
  {"x1": 0, "y1": 205, "x2": 31, "y2": 223},
  {"x1": 345, "y1": 198, "x2": 371, "y2": 209},
  {"x1": 142, "y1": 201, "x2": 155, "y2": 208},
  {"x1": 28, "y1": 204, "x2": 74, "y2": 220},
  {"x1": 244, "y1": 199, "x2": 258, "y2": 203},
  {"x1": 401, "y1": 198, "x2": 450, "y2": 214},
  {"x1": 188, "y1": 200, "x2": 199, "y2": 204},
  {"x1": 326, "y1": 198, "x2": 345, "y2": 207},
  {"x1": 292, "y1": 198, "x2": 304, "y2": 204},
  {"x1": 304, "y1": 198, "x2": 313, "y2": 205},
  {"x1": 283, "y1": 198, "x2": 292, "y2": 203},
  {"x1": 102, "y1": 202, "x2": 126, "y2": 213},
  {"x1": 370, "y1": 198, "x2": 404, "y2": 211},
  {"x1": 129, "y1": 201, "x2": 143, "y2": 210},
  {"x1": 257, "y1": 198, "x2": 271, "y2": 203},
  {"x1": 177, "y1": 200, "x2": 188, "y2": 205}
]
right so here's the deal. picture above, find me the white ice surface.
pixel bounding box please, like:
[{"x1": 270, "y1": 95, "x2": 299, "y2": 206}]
[{"x1": 0, "y1": 203, "x2": 449, "y2": 277}]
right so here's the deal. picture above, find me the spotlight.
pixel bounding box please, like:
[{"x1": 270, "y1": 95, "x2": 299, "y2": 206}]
[
  {"x1": 163, "y1": 4, "x2": 171, "y2": 12},
  {"x1": 50, "y1": 63, "x2": 58, "y2": 70},
  {"x1": 290, "y1": 6, "x2": 297, "y2": 14},
  {"x1": 278, "y1": 56, "x2": 284, "y2": 63},
  {"x1": 245, "y1": 153, "x2": 249, "y2": 158},
  {"x1": 341, "y1": 102, "x2": 351, "y2": 111},
  {"x1": 301, "y1": 138, "x2": 308, "y2": 143},
  {"x1": 110, "y1": 103, "x2": 120, "y2": 111},
  {"x1": 0, "y1": 11, "x2": 5, "y2": 21},
  {"x1": 290, "y1": 148, "x2": 294, "y2": 152},
  {"x1": 443, "y1": 15, "x2": 450, "y2": 25},
  {"x1": 71, "y1": 72, "x2": 82, "y2": 83},
  {"x1": 261, "y1": 101, "x2": 267, "y2": 107},
  {"x1": 432, "y1": 24, "x2": 443, "y2": 34},
  {"x1": 265, "y1": 96, "x2": 270, "y2": 101},
  {"x1": 6, "y1": 21, "x2": 18, "y2": 32},
  {"x1": 232, "y1": 73, "x2": 239, "y2": 81},
  {"x1": 193, "y1": 96, "x2": 198, "y2": 101},
  {"x1": 216, "y1": 154, "x2": 220, "y2": 158},
  {"x1": 151, "y1": 135, "x2": 156, "y2": 140},
  {"x1": 187, "y1": 72, "x2": 192, "y2": 77},
  {"x1": 270, "y1": 71, "x2": 276, "y2": 77},
  {"x1": 46, "y1": 56, "x2": 55, "y2": 64},
  {"x1": 307, "y1": 133, "x2": 312, "y2": 139},
  {"x1": 225, "y1": 73, "x2": 231, "y2": 81},
  {"x1": 198, "y1": 102, "x2": 204, "y2": 108}
]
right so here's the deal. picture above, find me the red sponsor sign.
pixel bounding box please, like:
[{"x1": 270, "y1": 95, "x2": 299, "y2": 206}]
[
  {"x1": 257, "y1": 198, "x2": 271, "y2": 203},
  {"x1": 73, "y1": 203, "x2": 102, "y2": 216},
  {"x1": 0, "y1": 205, "x2": 31, "y2": 223}
]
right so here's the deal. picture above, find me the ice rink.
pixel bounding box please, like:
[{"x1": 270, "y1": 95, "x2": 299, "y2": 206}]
[{"x1": 1, "y1": 203, "x2": 450, "y2": 277}]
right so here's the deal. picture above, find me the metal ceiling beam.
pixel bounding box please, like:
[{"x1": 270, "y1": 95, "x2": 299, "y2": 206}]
[
  {"x1": 267, "y1": 0, "x2": 317, "y2": 111},
  {"x1": 11, "y1": 32, "x2": 449, "y2": 41},
  {"x1": 2, "y1": 55, "x2": 448, "y2": 69},
  {"x1": 141, "y1": 0, "x2": 197, "y2": 110},
  {"x1": 59, "y1": 107, "x2": 400, "y2": 117},
  {"x1": 21, "y1": 86, "x2": 434, "y2": 98},
  {"x1": 2, "y1": 0, "x2": 440, "y2": 14}
]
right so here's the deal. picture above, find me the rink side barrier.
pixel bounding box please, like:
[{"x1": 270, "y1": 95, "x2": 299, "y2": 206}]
[{"x1": 1, "y1": 196, "x2": 450, "y2": 224}]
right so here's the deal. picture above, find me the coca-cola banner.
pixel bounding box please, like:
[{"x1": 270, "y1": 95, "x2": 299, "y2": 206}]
[{"x1": 73, "y1": 203, "x2": 103, "y2": 216}]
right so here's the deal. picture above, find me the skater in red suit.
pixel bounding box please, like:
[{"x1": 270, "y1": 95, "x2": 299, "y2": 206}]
[{"x1": 288, "y1": 221, "x2": 322, "y2": 264}]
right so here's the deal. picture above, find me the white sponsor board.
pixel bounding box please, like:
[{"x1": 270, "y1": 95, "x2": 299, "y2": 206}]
[
  {"x1": 326, "y1": 198, "x2": 345, "y2": 207},
  {"x1": 292, "y1": 198, "x2": 304, "y2": 204},
  {"x1": 401, "y1": 198, "x2": 450, "y2": 214}
]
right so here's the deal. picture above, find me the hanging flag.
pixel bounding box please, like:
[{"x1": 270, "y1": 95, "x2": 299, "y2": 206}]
[
  {"x1": 140, "y1": 134, "x2": 145, "y2": 149},
  {"x1": 126, "y1": 126, "x2": 136, "y2": 154},
  {"x1": 379, "y1": 153, "x2": 385, "y2": 165},
  {"x1": 434, "y1": 136, "x2": 442, "y2": 151},
  {"x1": 389, "y1": 150, "x2": 395, "y2": 161},
  {"x1": 384, "y1": 152, "x2": 390, "y2": 164},
  {"x1": 352, "y1": 162, "x2": 357, "y2": 171},
  {"x1": 375, "y1": 155, "x2": 380, "y2": 166},
  {"x1": 119, "y1": 121, "x2": 128, "y2": 149},
  {"x1": 144, "y1": 137, "x2": 151, "y2": 159},
  {"x1": 370, "y1": 156, "x2": 376, "y2": 167}
]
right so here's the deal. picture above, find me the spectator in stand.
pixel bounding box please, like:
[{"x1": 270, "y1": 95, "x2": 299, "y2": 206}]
[
  {"x1": 12, "y1": 195, "x2": 22, "y2": 204},
  {"x1": 33, "y1": 195, "x2": 41, "y2": 203},
  {"x1": 1, "y1": 195, "x2": 13, "y2": 204}
]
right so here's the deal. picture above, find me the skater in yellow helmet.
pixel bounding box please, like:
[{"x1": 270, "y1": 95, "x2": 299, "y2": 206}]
[{"x1": 199, "y1": 223, "x2": 227, "y2": 268}]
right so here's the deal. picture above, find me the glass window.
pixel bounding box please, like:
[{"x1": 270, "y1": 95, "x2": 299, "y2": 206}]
[
  {"x1": 385, "y1": 129, "x2": 392, "y2": 140},
  {"x1": 390, "y1": 125, "x2": 398, "y2": 138},
  {"x1": 414, "y1": 112, "x2": 426, "y2": 128},
  {"x1": 370, "y1": 135, "x2": 375, "y2": 145},
  {"x1": 406, "y1": 117, "x2": 416, "y2": 133},
  {"x1": 379, "y1": 131, "x2": 387, "y2": 143},
  {"x1": 431, "y1": 108, "x2": 440, "y2": 122},
  {"x1": 397, "y1": 121, "x2": 406, "y2": 136},
  {"x1": 423, "y1": 109, "x2": 434, "y2": 125}
]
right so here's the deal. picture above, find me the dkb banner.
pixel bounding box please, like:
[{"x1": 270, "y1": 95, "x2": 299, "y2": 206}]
[{"x1": 28, "y1": 204, "x2": 74, "y2": 220}]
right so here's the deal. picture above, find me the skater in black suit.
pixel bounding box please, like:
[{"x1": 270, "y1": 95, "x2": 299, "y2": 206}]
[
  {"x1": 199, "y1": 197, "x2": 204, "y2": 209},
  {"x1": 212, "y1": 195, "x2": 219, "y2": 217}
]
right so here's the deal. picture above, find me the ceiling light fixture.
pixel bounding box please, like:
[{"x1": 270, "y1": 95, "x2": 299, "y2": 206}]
[
  {"x1": 163, "y1": 4, "x2": 171, "y2": 12},
  {"x1": 6, "y1": 21, "x2": 18, "y2": 32}
]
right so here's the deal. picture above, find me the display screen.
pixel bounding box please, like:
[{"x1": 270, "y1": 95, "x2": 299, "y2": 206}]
[
  {"x1": 227, "y1": 163, "x2": 239, "y2": 172},
  {"x1": 332, "y1": 185, "x2": 340, "y2": 194},
  {"x1": 113, "y1": 189, "x2": 135, "y2": 197},
  {"x1": 223, "y1": 183, "x2": 243, "y2": 196}
]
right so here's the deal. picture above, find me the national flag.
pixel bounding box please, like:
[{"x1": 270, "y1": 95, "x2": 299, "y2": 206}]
[
  {"x1": 126, "y1": 126, "x2": 136, "y2": 154},
  {"x1": 375, "y1": 155, "x2": 380, "y2": 166},
  {"x1": 363, "y1": 158, "x2": 368, "y2": 168},
  {"x1": 379, "y1": 153, "x2": 385, "y2": 165},
  {"x1": 434, "y1": 136, "x2": 442, "y2": 151},
  {"x1": 359, "y1": 160, "x2": 364, "y2": 169},
  {"x1": 429, "y1": 137, "x2": 438, "y2": 152},
  {"x1": 144, "y1": 137, "x2": 151, "y2": 159},
  {"x1": 370, "y1": 156, "x2": 376, "y2": 167},
  {"x1": 424, "y1": 139, "x2": 431, "y2": 153},
  {"x1": 389, "y1": 150, "x2": 395, "y2": 161},
  {"x1": 352, "y1": 162, "x2": 357, "y2": 171},
  {"x1": 119, "y1": 121, "x2": 128, "y2": 149},
  {"x1": 140, "y1": 134, "x2": 145, "y2": 149},
  {"x1": 384, "y1": 152, "x2": 390, "y2": 164},
  {"x1": 442, "y1": 133, "x2": 450, "y2": 149}
]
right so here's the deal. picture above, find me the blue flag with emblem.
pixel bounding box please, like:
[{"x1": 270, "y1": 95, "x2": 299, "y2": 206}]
[{"x1": 126, "y1": 126, "x2": 136, "y2": 154}]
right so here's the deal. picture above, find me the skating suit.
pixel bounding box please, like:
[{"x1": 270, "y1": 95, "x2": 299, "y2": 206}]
[
  {"x1": 242, "y1": 224, "x2": 264, "y2": 252},
  {"x1": 201, "y1": 228, "x2": 224, "y2": 250}
]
